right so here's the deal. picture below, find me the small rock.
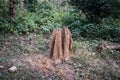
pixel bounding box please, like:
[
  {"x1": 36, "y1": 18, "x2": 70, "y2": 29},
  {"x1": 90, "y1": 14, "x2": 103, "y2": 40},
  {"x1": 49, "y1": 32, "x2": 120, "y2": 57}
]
[
  {"x1": 8, "y1": 66, "x2": 17, "y2": 72},
  {"x1": 41, "y1": 76, "x2": 45, "y2": 78},
  {"x1": 0, "y1": 66, "x2": 4, "y2": 69}
]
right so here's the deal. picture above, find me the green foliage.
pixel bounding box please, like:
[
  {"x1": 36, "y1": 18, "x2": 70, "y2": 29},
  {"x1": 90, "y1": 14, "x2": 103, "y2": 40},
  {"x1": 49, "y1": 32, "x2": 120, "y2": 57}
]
[
  {"x1": 0, "y1": 1, "x2": 65, "y2": 34},
  {"x1": 1, "y1": 10, "x2": 39, "y2": 34},
  {"x1": 102, "y1": 18, "x2": 120, "y2": 27},
  {"x1": 70, "y1": 0, "x2": 120, "y2": 22},
  {"x1": 27, "y1": 0, "x2": 38, "y2": 12},
  {"x1": 63, "y1": 12, "x2": 81, "y2": 25},
  {"x1": 0, "y1": 0, "x2": 8, "y2": 17},
  {"x1": 34, "y1": 1, "x2": 65, "y2": 34},
  {"x1": 11, "y1": 10, "x2": 38, "y2": 33},
  {"x1": 0, "y1": 0, "x2": 9, "y2": 33},
  {"x1": 69, "y1": 20, "x2": 120, "y2": 40},
  {"x1": 0, "y1": 0, "x2": 120, "y2": 41}
]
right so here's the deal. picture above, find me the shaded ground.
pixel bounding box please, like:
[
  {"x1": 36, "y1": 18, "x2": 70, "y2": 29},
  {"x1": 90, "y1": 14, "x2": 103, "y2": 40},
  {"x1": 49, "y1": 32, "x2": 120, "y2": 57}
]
[{"x1": 0, "y1": 33, "x2": 120, "y2": 80}]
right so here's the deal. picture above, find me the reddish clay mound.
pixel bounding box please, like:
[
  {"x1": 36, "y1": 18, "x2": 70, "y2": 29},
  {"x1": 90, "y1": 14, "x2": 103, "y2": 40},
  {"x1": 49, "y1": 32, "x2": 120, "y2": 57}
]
[{"x1": 49, "y1": 27, "x2": 73, "y2": 63}]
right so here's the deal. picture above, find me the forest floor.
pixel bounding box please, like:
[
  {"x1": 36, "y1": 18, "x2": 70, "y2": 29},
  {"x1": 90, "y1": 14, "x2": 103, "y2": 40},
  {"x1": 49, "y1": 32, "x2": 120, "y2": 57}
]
[{"x1": 0, "y1": 33, "x2": 120, "y2": 80}]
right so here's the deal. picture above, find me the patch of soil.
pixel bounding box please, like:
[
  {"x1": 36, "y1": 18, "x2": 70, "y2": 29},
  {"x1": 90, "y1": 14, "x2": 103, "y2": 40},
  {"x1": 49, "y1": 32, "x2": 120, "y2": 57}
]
[{"x1": 17, "y1": 54, "x2": 77, "y2": 80}]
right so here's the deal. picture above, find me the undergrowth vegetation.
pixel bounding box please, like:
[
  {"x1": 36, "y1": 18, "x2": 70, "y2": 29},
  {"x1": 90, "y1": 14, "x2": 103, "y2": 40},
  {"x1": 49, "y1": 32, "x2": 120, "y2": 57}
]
[
  {"x1": 69, "y1": 21, "x2": 120, "y2": 41},
  {"x1": 0, "y1": 0, "x2": 119, "y2": 41}
]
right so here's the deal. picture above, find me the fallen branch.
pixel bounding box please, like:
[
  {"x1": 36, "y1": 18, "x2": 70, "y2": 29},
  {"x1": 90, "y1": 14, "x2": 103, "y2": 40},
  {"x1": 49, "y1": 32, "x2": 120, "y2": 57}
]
[
  {"x1": 106, "y1": 45, "x2": 120, "y2": 50},
  {"x1": 98, "y1": 43, "x2": 120, "y2": 52}
]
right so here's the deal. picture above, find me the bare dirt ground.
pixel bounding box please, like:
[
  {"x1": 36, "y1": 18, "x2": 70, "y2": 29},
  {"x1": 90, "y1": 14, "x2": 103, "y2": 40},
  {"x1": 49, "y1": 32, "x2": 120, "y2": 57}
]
[{"x1": 0, "y1": 33, "x2": 120, "y2": 80}]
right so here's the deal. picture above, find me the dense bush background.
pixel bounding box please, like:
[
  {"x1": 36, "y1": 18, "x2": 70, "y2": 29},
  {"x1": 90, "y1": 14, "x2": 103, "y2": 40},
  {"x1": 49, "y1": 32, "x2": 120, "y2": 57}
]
[{"x1": 0, "y1": 0, "x2": 120, "y2": 41}]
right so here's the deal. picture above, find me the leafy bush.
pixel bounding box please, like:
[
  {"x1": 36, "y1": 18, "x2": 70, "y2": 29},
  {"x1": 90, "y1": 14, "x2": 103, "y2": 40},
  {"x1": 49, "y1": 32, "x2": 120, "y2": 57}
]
[
  {"x1": 0, "y1": 1, "x2": 66, "y2": 34},
  {"x1": 69, "y1": 20, "x2": 120, "y2": 40},
  {"x1": 10, "y1": 10, "x2": 38, "y2": 33},
  {"x1": 63, "y1": 12, "x2": 81, "y2": 25},
  {"x1": 0, "y1": 0, "x2": 9, "y2": 33},
  {"x1": 34, "y1": 1, "x2": 66, "y2": 34},
  {"x1": 0, "y1": 0, "x2": 120, "y2": 41},
  {"x1": 70, "y1": 0, "x2": 120, "y2": 22},
  {"x1": 102, "y1": 18, "x2": 120, "y2": 27}
]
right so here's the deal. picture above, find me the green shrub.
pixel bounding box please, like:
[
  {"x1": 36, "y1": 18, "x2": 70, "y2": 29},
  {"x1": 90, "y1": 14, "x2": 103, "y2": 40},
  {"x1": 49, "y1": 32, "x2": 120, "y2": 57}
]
[
  {"x1": 0, "y1": 0, "x2": 9, "y2": 33},
  {"x1": 63, "y1": 12, "x2": 81, "y2": 25},
  {"x1": 12, "y1": 10, "x2": 38, "y2": 33},
  {"x1": 102, "y1": 18, "x2": 120, "y2": 27},
  {"x1": 69, "y1": 21, "x2": 120, "y2": 40},
  {"x1": 34, "y1": 1, "x2": 66, "y2": 34},
  {"x1": 1, "y1": 0, "x2": 119, "y2": 41},
  {"x1": 0, "y1": 1, "x2": 66, "y2": 34}
]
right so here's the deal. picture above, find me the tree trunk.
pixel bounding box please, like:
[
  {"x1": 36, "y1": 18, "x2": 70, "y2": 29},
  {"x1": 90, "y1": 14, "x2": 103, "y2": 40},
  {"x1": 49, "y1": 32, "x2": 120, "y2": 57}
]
[
  {"x1": 49, "y1": 27, "x2": 73, "y2": 63},
  {"x1": 9, "y1": 0, "x2": 16, "y2": 18}
]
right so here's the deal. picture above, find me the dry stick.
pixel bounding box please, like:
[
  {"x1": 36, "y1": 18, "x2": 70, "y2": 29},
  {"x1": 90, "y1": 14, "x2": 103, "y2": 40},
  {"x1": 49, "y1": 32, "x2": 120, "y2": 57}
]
[
  {"x1": 106, "y1": 45, "x2": 120, "y2": 50},
  {"x1": 98, "y1": 43, "x2": 120, "y2": 52}
]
